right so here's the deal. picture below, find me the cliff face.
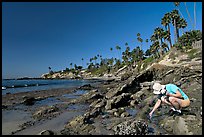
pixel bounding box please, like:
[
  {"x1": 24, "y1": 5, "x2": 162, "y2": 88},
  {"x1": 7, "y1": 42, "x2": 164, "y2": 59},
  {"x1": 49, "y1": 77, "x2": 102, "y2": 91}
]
[
  {"x1": 38, "y1": 46, "x2": 202, "y2": 135},
  {"x1": 60, "y1": 47, "x2": 202, "y2": 135},
  {"x1": 41, "y1": 47, "x2": 202, "y2": 82}
]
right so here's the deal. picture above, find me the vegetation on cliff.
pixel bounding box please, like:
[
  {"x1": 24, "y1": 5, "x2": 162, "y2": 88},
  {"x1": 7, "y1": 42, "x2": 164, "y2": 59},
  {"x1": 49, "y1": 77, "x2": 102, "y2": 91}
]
[{"x1": 41, "y1": 2, "x2": 202, "y2": 79}]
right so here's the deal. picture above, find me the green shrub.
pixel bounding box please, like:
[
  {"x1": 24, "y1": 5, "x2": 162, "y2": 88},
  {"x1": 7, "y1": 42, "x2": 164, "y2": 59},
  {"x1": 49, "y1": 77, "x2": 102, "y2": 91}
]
[
  {"x1": 187, "y1": 48, "x2": 199, "y2": 59},
  {"x1": 142, "y1": 56, "x2": 154, "y2": 70}
]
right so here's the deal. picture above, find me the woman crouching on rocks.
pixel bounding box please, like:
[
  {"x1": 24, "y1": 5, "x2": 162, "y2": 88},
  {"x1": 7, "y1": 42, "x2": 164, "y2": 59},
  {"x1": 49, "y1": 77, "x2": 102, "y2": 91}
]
[{"x1": 149, "y1": 83, "x2": 190, "y2": 119}]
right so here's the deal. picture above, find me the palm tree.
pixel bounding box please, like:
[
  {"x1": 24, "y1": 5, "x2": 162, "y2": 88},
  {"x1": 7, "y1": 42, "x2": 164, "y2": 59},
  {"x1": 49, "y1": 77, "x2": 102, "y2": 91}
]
[
  {"x1": 70, "y1": 63, "x2": 73, "y2": 69},
  {"x1": 110, "y1": 47, "x2": 113, "y2": 60},
  {"x1": 81, "y1": 58, "x2": 84, "y2": 68},
  {"x1": 145, "y1": 39, "x2": 149, "y2": 47},
  {"x1": 152, "y1": 41, "x2": 160, "y2": 58},
  {"x1": 145, "y1": 49, "x2": 151, "y2": 57},
  {"x1": 161, "y1": 12, "x2": 173, "y2": 48},
  {"x1": 162, "y1": 30, "x2": 170, "y2": 50},
  {"x1": 115, "y1": 45, "x2": 121, "y2": 60},
  {"x1": 161, "y1": 42, "x2": 169, "y2": 54},
  {"x1": 174, "y1": 2, "x2": 185, "y2": 22},
  {"x1": 150, "y1": 34, "x2": 157, "y2": 43},
  {"x1": 125, "y1": 42, "x2": 128, "y2": 47},
  {"x1": 137, "y1": 33, "x2": 143, "y2": 50},
  {"x1": 177, "y1": 17, "x2": 188, "y2": 35},
  {"x1": 93, "y1": 56, "x2": 97, "y2": 66},
  {"x1": 74, "y1": 64, "x2": 77, "y2": 70},
  {"x1": 171, "y1": 9, "x2": 180, "y2": 44},
  {"x1": 154, "y1": 27, "x2": 165, "y2": 56},
  {"x1": 48, "y1": 67, "x2": 51, "y2": 73},
  {"x1": 124, "y1": 44, "x2": 131, "y2": 65}
]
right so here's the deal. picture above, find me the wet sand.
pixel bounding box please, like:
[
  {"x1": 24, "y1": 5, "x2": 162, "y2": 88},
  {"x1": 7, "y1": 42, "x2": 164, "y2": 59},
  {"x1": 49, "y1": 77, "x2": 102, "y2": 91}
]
[{"x1": 2, "y1": 85, "x2": 91, "y2": 135}]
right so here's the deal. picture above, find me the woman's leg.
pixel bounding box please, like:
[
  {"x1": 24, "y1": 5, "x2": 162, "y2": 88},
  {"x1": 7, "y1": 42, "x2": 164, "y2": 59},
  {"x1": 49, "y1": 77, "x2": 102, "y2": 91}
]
[
  {"x1": 161, "y1": 96, "x2": 173, "y2": 106},
  {"x1": 169, "y1": 97, "x2": 182, "y2": 110}
]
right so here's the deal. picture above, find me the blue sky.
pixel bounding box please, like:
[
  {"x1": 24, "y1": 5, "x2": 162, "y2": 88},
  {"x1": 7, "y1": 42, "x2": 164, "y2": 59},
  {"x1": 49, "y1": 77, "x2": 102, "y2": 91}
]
[{"x1": 2, "y1": 2, "x2": 202, "y2": 79}]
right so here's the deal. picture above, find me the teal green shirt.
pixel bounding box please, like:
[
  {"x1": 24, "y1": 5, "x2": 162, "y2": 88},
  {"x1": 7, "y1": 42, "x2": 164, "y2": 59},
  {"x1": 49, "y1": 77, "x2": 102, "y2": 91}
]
[{"x1": 165, "y1": 84, "x2": 189, "y2": 100}]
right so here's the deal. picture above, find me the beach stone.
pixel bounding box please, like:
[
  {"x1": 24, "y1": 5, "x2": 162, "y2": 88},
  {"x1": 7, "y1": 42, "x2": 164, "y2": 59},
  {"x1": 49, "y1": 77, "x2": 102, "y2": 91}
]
[
  {"x1": 114, "y1": 111, "x2": 120, "y2": 117},
  {"x1": 121, "y1": 112, "x2": 130, "y2": 117}
]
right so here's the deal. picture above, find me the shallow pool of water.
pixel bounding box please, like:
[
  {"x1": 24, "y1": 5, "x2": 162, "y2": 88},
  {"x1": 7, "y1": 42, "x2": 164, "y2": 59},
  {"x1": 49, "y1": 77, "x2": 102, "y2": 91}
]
[
  {"x1": 2, "y1": 110, "x2": 33, "y2": 135},
  {"x1": 67, "y1": 104, "x2": 89, "y2": 111},
  {"x1": 35, "y1": 97, "x2": 63, "y2": 106},
  {"x1": 126, "y1": 107, "x2": 137, "y2": 117}
]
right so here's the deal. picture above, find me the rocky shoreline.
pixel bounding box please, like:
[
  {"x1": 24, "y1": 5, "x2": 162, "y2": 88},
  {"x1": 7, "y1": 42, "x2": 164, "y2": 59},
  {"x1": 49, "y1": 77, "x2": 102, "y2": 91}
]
[{"x1": 2, "y1": 61, "x2": 202, "y2": 135}]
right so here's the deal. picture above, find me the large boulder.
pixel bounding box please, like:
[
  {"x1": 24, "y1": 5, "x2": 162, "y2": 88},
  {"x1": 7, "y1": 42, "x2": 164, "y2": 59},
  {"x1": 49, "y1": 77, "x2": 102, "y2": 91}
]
[
  {"x1": 113, "y1": 119, "x2": 148, "y2": 135},
  {"x1": 32, "y1": 105, "x2": 59, "y2": 119},
  {"x1": 160, "y1": 115, "x2": 201, "y2": 135}
]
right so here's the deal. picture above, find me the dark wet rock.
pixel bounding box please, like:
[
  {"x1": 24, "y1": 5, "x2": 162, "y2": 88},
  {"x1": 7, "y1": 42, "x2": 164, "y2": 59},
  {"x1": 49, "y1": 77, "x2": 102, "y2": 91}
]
[
  {"x1": 89, "y1": 93, "x2": 103, "y2": 100},
  {"x1": 114, "y1": 93, "x2": 131, "y2": 107},
  {"x1": 76, "y1": 89, "x2": 100, "y2": 103},
  {"x1": 105, "y1": 84, "x2": 129, "y2": 99},
  {"x1": 105, "y1": 93, "x2": 131, "y2": 110},
  {"x1": 38, "y1": 130, "x2": 55, "y2": 135},
  {"x1": 2, "y1": 105, "x2": 7, "y2": 109},
  {"x1": 106, "y1": 78, "x2": 115, "y2": 83},
  {"x1": 89, "y1": 108, "x2": 102, "y2": 118},
  {"x1": 22, "y1": 97, "x2": 36, "y2": 106},
  {"x1": 78, "y1": 84, "x2": 93, "y2": 90}
]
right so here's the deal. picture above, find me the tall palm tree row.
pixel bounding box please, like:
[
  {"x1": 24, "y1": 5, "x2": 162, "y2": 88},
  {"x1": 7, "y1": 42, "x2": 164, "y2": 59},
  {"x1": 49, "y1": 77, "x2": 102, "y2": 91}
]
[
  {"x1": 61, "y1": 2, "x2": 196, "y2": 75},
  {"x1": 137, "y1": 33, "x2": 143, "y2": 50},
  {"x1": 115, "y1": 45, "x2": 121, "y2": 61},
  {"x1": 161, "y1": 12, "x2": 173, "y2": 48}
]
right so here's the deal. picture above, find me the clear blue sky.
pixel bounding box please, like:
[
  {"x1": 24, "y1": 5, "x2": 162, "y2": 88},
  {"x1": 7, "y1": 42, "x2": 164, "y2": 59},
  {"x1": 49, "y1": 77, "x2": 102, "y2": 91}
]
[{"x1": 2, "y1": 2, "x2": 202, "y2": 79}]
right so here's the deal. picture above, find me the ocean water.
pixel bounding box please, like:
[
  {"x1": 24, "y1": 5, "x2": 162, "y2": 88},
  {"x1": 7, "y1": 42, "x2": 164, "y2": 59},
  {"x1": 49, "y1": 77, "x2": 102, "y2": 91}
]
[{"x1": 2, "y1": 79, "x2": 98, "y2": 95}]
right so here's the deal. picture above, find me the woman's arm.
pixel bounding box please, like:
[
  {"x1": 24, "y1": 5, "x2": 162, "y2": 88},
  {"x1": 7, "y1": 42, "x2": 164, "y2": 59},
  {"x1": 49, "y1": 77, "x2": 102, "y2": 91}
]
[{"x1": 149, "y1": 99, "x2": 161, "y2": 118}]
